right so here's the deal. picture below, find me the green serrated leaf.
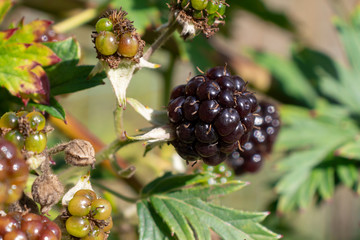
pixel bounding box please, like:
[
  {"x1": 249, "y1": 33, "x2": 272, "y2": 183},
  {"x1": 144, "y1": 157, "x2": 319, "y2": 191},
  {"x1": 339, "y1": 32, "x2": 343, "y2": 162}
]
[
  {"x1": 141, "y1": 172, "x2": 212, "y2": 197},
  {"x1": 43, "y1": 37, "x2": 80, "y2": 61},
  {"x1": 248, "y1": 50, "x2": 317, "y2": 107},
  {"x1": 316, "y1": 167, "x2": 334, "y2": 200},
  {"x1": 43, "y1": 38, "x2": 105, "y2": 95},
  {"x1": 6, "y1": 20, "x2": 53, "y2": 44},
  {"x1": 151, "y1": 196, "x2": 279, "y2": 240},
  {"x1": 0, "y1": 0, "x2": 11, "y2": 24},
  {"x1": 151, "y1": 196, "x2": 195, "y2": 240},
  {"x1": 336, "y1": 137, "x2": 360, "y2": 160},
  {"x1": 137, "y1": 200, "x2": 170, "y2": 240},
  {"x1": 297, "y1": 171, "x2": 321, "y2": 209},
  {"x1": 28, "y1": 97, "x2": 65, "y2": 120},
  {"x1": 168, "y1": 180, "x2": 248, "y2": 201},
  {"x1": 139, "y1": 173, "x2": 279, "y2": 240},
  {"x1": 275, "y1": 102, "x2": 359, "y2": 212},
  {"x1": 0, "y1": 21, "x2": 60, "y2": 104},
  {"x1": 336, "y1": 164, "x2": 358, "y2": 188}
]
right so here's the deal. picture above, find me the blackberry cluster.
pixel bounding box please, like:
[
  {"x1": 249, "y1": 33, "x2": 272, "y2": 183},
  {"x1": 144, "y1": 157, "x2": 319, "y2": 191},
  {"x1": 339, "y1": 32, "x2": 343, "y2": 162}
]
[
  {"x1": 64, "y1": 189, "x2": 113, "y2": 239},
  {"x1": 227, "y1": 100, "x2": 280, "y2": 175},
  {"x1": 0, "y1": 111, "x2": 48, "y2": 153},
  {"x1": 0, "y1": 138, "x2": 29, "y2": 208},
  {"x1": 0, "y1": 212, "x2": 61, "y2": 239},
  {"x1": 168, "y1": 66, "x2": 258, "y2": 166}
]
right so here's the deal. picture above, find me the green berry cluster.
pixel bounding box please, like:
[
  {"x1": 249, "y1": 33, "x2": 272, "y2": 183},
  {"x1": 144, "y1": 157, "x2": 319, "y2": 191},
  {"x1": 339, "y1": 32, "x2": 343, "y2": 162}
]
[
  {"x1": 65, "y1": 189, "x2": 113, "y2": 239},
  {"x1": 203, "y1": 162, "x2": 233, "y2": 185},
  {"x1": 181, "y1": 0, "x2": 227, "y2": 25},
  {"x1": 0, "y1": 138, "x2": 29, "y2": 208},
  {"x1": 95, "y1": 17, "x2": 139, "y2": 58},
  {"x1": 0, "y1": 212, "x2": 61, "y2": 239},
  {"x1": 0, "y1": 111, "x2": 47, "y2": 153}
]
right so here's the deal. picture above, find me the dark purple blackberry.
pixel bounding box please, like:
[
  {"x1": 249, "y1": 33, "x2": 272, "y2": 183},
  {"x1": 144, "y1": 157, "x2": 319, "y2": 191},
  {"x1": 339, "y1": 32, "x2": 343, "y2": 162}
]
[
  {"x1": 206, "y1": 66, "x2": 230, "y2": 80},
  {"x1": 198, "y1": 100, "x2": 221, "y2": 123},
  {"x1": 214, "y1": 108, "x2": 240, "y2": 136},
  {"x1": 217, "y1": 90, "x2": 235, "y2": 107},
  {"x1": 167, "y1": 66, "x2": 258, "y2": 166},
  {"x1": 226, "y1": 100, "x2": 281, "y2": 175},
  {"x1": 183, "y1": 96, "x2": 199, "y2": 121},
  {"x1": 231, "y1": 76, "x2": 246, "y2": 92},
  {"x1": 168, "y1": 97, "x2": 186, "y2": 123},
  {"x1": 195, "y1": 122, "x2": 218, "y2": 143},
  {"x1": 185, "y1": 76, "x2": 206, "y2": 96},
  {"x1": 235, "y1": 96, "x2": 251, "y2": 118},
  {"x1": 216, "y1": 76, "x2": 235, "y2": 91},
  {"x1": 170, "y1": 84, "x2": 186, "y2": 100},
  {"x1": 176, "y1": 122, "x2": 196, "y2": 143},
  {"x1": 196, "y1": 81, "x2": 220, "y2": 100}
]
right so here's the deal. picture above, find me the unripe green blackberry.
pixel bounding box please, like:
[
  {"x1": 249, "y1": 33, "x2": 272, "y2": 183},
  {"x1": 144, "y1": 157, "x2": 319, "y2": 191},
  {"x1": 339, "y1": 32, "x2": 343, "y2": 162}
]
[
  {"x1": 92, "y1": 9, "x2": 145, "y2": 68},
  {"x1": 171, "y1": 0, "x2": 228, "y2": 38}
]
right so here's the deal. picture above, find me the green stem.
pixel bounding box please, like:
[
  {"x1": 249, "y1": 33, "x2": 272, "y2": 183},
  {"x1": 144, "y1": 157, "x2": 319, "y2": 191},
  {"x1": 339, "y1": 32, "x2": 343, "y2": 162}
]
[
  {"x1": 92, "y1": 180, "x2": 138, "y2": 203},
  {"x1": 163, "y1": 53, "x2": 177, "y2": 105},
  {"x1": 143, "y1": 19, "x2": 179, "y2": 61},
  {"x1": 53, "y1": 8, "x2": 101, "y2": 33},
  {"x1": 95, "y1": 138, "x2": 137, "y2": 165}
]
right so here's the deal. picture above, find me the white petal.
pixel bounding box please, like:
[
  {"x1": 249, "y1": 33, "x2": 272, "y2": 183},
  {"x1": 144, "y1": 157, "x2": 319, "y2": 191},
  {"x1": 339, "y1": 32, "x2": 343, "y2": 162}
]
[
  {"x1": 127, "y1": 125, "x2": 175, "y2": 143},
  {"x1": 127, "y1": 98, "x2": 168, "y2": 126},
  {"x1": 62, "y1": 173, "x2": 95, "y2": 206}
]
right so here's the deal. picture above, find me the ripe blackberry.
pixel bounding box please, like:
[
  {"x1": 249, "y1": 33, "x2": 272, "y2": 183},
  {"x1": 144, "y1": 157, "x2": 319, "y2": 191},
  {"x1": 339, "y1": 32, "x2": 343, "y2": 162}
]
[
  {"x1": 226, "y1": 100, "x2": 281, "y2": 174},
  {"x1": 168, "y1": 66, "x2": 258, "y2": 166},
  {"x1": 0, "y1": 212, "x2": 61, "y2": 239},
  {"x1": 0, "y1": 138, "x2": 29, "y2": 208}
]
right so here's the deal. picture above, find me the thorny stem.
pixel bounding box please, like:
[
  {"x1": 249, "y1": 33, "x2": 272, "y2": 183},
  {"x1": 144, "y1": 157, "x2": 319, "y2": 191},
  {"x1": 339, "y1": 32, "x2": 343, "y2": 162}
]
[
  {"x1": 143, "y1": 18, "x2": 179, "y2": 61},
  {"x1": 95, "y1": 138, "x2": 137, "y2": 164},
  {"x1": 92, "y1": 180, "x2": 138, "y2": 203}
]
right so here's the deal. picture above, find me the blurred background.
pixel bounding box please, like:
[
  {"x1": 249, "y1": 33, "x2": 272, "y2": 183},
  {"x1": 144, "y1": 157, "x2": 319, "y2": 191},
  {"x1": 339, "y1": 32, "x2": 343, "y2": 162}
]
[{"x1": 2, "y1": 0, "x2": 360, "y2": 239}]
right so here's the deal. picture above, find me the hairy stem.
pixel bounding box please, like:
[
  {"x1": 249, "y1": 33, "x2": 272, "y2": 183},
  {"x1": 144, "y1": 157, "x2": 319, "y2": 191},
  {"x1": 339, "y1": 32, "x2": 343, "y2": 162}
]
[{"x1": 95, "y1": 138, "x2": 137, "y2": 164}]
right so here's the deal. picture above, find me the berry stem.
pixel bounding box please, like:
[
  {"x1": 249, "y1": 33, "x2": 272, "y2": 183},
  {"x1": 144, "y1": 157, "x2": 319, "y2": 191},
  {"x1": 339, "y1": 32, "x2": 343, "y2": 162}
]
[
  {"x1": 114, "y1": 106, "x2": 126, "y2": 141},
  {"x1": 95, "y1": 138, "x2": 137, "y2": 165},
  {"x1": 162, "y1": 53, "x2": 177, "y2": 105},
  {"x1": 92, "y1": 180, "x2": 138, "y2": 203},
  {"x1": 49, "y1": 114, "x2": 143, "y2": 192},
  {"x1": 143, "y1": 18, "x2": 179, "y2": 61},
  {"x1": 47, "y1": 143, "x2": 68, "y2": 155}
]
